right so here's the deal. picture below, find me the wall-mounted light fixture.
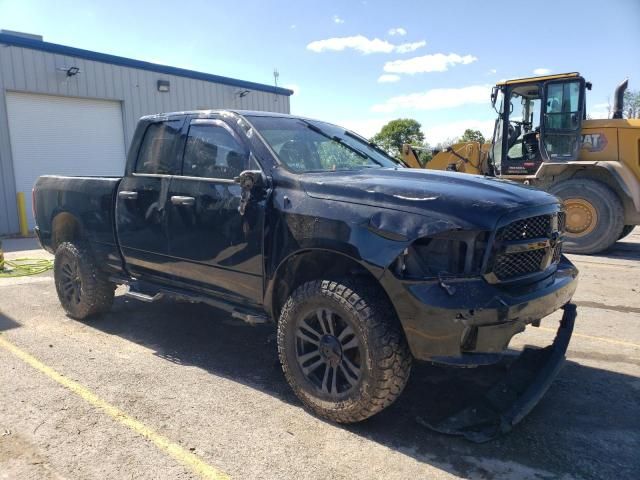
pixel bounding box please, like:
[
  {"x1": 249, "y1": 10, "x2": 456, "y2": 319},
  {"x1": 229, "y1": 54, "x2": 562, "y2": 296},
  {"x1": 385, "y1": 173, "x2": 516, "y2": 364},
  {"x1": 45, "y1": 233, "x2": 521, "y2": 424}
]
[
  {"x1": 157, "y1": 80, "x2": 170, "y2": 92},
  {"x1": 236, "y1": 89, "x2": 250, "y2": 98},
  {"x1": 57, "y1": 66, "x2": 81, "y2": 77}
]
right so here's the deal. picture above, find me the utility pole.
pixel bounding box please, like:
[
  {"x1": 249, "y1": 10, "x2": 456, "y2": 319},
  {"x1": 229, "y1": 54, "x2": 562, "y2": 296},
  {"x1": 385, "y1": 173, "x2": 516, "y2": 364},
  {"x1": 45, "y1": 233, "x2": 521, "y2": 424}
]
[{"x1": 273, "y1": 68, "x2": 279, "y2": 102}]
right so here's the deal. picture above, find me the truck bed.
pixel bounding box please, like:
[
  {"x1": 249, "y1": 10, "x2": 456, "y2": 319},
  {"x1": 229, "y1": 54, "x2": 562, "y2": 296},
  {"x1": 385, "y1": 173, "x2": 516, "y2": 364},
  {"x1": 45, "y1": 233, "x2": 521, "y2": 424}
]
[{"x1": 33, "y1": 175, "x2": 124, "y2": 274}]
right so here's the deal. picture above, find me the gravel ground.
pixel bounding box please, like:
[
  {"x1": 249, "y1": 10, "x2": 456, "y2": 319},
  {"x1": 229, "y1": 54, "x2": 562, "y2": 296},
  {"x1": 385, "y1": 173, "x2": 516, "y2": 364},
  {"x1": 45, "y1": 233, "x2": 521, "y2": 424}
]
[{"x1": 1, "y1": 232, "x2": 639, "y2": 480}]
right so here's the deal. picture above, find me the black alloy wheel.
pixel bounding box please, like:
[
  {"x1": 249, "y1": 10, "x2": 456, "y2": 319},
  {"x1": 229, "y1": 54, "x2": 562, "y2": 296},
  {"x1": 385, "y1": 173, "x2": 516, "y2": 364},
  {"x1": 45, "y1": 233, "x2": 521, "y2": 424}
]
[
  {"x1": 295, "y1": 307, "x2": 362, "y2": 398},
  {"x1": 58, "y1": 254, "x2": 83, "y2": 306}
]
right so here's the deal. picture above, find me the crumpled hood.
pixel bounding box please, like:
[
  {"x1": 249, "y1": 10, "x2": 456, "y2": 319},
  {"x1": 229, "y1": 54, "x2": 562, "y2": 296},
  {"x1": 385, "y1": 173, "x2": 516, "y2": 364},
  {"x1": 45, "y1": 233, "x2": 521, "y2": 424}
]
[{"x1": 302, "y1": 168, "x2": 560, "y2": 231}]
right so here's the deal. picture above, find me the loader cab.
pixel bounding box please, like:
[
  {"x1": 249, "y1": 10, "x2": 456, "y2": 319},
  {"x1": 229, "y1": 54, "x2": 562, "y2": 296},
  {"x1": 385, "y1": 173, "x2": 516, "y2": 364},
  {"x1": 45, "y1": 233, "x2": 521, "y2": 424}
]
[{"x1": 490, "y1": 73, "x2": 587, "y2": 176}]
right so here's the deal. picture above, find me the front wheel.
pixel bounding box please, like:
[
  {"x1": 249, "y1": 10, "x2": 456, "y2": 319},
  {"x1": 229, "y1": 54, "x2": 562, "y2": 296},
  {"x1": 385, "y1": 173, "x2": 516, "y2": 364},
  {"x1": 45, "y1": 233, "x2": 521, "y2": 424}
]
[
  {"x1": 54, "y1": 242, "x2": 115, "y2": 319},
  {"x1": 277, "y1": 279, "x2": 412, "y2": 424},
  {"x1": 549, "y1": 179, "x2": 624, "y2": 254}
]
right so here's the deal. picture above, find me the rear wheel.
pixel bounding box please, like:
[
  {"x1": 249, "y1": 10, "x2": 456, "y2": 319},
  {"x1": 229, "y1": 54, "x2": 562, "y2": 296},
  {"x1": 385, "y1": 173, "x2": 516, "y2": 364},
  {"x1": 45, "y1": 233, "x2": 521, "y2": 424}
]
[
  {"x1": 54, "y1": 242, "x2": 115, "y2": 319},
  {"x1": 549, "y1": 179, "x2": 624, "y2": 254},
  {"x1": 277, "y1": 279, "x2": 411, "y2": 423},
  {"x1": 619, "y1": 225, "x2": 635, "y2": 240}
]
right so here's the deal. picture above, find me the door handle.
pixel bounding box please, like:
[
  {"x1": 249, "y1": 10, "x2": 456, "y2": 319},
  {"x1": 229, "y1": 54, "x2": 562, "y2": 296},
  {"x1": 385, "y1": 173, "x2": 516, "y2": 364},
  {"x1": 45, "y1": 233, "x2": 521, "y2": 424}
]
[
  {"x1": 118, "y1": 191, "x2": 138, "y2": 200},
  {"x1": 171, "y1": 195, "x2": 195, "y2": 206}
]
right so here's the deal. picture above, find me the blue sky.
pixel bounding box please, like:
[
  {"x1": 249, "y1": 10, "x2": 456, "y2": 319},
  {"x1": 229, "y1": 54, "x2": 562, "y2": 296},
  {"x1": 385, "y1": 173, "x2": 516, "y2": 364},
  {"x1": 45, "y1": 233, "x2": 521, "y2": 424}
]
[{"x1": 1, "y1": 0, "x2": 639, "y2": 144}]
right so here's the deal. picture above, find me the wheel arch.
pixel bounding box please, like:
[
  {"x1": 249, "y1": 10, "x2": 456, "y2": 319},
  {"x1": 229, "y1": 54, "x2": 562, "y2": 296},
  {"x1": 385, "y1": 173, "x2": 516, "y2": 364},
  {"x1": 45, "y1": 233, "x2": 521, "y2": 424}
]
[
  {"x1": 51, "y1": 212, "x2": 84, "y2": 251},
  {"x1": 266, "y1": 248, "x2": 395, "y2": 323},
  {"x1": 537, "y1": 162, "x2": 639, "y2": 223}
]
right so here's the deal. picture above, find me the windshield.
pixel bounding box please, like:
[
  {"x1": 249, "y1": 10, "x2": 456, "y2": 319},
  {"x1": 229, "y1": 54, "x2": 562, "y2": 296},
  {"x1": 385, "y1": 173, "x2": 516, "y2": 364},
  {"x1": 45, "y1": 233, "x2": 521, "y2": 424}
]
[{"x1": 246, "y1": 116, "x2": 401, "y2": 173}]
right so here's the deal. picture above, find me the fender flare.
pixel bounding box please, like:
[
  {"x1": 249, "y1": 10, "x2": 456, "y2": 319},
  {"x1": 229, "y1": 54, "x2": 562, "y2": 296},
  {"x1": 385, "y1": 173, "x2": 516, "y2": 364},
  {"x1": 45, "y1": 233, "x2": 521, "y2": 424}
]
[{"x1": 536, "y1": 161, "x2": 640, "y2": 212}]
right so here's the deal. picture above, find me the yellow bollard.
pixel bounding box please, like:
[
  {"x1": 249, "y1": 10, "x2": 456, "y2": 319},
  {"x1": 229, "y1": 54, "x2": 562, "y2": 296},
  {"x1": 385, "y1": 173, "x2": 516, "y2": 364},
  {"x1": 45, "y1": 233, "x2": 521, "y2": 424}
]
[{"x1": 16, "y1": 192, "x2": 29, "y2": 237}]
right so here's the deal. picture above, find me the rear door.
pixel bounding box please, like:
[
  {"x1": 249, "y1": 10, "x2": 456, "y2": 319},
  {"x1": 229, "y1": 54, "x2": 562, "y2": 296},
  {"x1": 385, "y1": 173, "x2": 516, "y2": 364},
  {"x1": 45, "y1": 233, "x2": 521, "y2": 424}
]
[
  {"x1": 540, "y1": 78, "x2": 585, "y2": 161},
  {"x1": 116, "y1": 117, "x2": 185, "y2": 276},
  {"x1": 165, "y1": 118, "x2": 265, "y2": 305}
]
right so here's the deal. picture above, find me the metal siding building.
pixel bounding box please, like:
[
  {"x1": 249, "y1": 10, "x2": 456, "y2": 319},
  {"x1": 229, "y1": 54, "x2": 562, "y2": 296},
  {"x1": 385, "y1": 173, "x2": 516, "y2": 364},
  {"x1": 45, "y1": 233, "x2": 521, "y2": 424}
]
[{"x1": 0, "y1": 32, "x2": 292, "y2": 235}]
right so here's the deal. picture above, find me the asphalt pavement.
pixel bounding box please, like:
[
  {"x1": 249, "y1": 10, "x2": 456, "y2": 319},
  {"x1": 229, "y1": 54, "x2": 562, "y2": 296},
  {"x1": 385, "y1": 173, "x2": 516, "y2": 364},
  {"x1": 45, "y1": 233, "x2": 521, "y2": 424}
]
[{"x1": 1, "y1": 232, "x2": 639, "y2": 479}]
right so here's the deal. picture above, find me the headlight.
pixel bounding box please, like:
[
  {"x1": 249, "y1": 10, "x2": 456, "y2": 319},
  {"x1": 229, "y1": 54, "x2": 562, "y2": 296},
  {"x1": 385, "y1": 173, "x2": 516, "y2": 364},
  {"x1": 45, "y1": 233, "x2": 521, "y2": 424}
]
[{"x1": 392, "y1": 230, "x2": 489, "y2": 279}]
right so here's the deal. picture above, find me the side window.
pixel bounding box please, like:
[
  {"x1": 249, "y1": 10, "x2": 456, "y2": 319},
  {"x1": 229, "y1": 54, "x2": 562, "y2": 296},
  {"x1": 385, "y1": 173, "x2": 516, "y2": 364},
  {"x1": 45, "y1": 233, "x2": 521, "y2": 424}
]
[
  {"x1": 545, "y1": 81, "x2": 581, "y2": 130},
  {"x1": 136, "y1": 120, "x2": 182, "y2": 174},
  {"x1": 315, "y1": 140, "x2": 368, "y2": 170},
  {"x1": 542, "y1": 80, "x2": 584, "y2": 160},
  {"x1": 183, "y1": 123, "x2": 247, "y2": 179}
]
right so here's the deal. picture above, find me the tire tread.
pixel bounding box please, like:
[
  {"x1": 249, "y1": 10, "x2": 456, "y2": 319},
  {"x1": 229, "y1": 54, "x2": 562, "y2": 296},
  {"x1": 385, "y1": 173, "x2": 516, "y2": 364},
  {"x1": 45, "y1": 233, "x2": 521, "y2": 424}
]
[{"x1": 277, "y1": 278, "x2": 412, "y2": 424}]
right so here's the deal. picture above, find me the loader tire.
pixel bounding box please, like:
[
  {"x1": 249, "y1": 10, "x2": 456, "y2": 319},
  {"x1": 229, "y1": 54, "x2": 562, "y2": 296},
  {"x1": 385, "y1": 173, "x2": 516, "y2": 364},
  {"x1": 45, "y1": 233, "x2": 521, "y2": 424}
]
[
  {"x1": 550, "y1": 179, "x2": 624, "y2": 254},
  {"x1": 54, "y1": 242, "x2": 115, "y2": 320},
  {"x1": 277, "y1": 279, "x2": 412, "y2": 423},
  {"x1": 619, "y1": 225, "x2": 635, "y2": 240}
]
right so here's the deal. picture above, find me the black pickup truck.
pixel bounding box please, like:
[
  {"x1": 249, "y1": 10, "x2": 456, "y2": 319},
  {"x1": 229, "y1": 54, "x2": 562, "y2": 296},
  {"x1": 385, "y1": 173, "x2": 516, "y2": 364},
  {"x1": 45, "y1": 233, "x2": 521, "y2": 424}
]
[{"x1": 34, "y1": 110, "x2": 578, "y2": 430}]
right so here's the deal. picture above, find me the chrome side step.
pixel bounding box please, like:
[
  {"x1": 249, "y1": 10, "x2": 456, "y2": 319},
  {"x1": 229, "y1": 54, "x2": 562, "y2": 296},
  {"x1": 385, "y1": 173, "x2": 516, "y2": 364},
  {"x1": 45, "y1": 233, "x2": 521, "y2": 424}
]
[
  {"x1": 125, "y1": 289, "x2": 164, "y2": 303},
  {"x1": 122, "y1": 284, "x2": 269, "y2": 326},
  {"x1": 231, "y1": 311, "x2": 269, "y2": 325}
]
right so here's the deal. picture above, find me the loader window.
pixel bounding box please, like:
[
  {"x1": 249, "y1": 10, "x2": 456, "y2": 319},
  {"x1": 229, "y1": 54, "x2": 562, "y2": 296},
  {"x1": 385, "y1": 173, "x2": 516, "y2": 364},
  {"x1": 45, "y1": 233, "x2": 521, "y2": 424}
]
[
  {"x1": 545, "y1": 82, "x2": 581, "y2": 130},
  {"x1": 542, "y1": 80, "x2": 583, "y2": 159}
]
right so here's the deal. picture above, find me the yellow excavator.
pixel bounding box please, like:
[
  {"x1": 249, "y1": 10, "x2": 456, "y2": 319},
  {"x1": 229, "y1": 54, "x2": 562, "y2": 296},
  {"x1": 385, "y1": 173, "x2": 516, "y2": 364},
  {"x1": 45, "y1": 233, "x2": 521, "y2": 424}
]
[{"x1": 402, "y1": 72, "x2": 640, "y2": 254}]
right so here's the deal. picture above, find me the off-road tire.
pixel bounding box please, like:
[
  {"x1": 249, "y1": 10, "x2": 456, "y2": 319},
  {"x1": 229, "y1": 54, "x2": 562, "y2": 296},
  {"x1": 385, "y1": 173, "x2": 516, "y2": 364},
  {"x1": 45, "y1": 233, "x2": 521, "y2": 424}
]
[
  {"x1": 277, "y1": 279, "x2": 412, "y2": 423},
  {"x1": 619, "y1": 225, "x2": 635, "y2": 240},
  {"x1": 549, "y1": 179, "x2": 624, "y2": 254},
  {"x1": 54, "y1": 242, "x2": 115, "y2": 319}
]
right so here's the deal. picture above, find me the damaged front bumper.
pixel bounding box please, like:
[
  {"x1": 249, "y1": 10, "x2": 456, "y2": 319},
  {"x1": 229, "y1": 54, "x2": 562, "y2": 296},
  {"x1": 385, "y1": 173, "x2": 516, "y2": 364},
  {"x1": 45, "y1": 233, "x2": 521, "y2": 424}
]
[
  {"x1": 382, "y1": 257, "x2": 578, "y2": 362},
  {"x1": 421, "y1": 303, "x2": 577, "y2": 442}
]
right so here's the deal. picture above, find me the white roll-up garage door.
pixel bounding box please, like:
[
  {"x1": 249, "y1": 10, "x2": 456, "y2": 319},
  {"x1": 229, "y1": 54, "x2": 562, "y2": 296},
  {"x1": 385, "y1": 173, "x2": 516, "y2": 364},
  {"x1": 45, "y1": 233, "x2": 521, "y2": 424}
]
[{"x1": 6, "y1": 92, "x2": 126, "y2": 228}]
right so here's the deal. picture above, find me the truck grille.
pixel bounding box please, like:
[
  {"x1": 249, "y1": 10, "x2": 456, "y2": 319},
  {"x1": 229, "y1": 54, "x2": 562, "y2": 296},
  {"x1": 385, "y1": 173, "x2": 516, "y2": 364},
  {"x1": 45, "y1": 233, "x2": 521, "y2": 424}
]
[
  {"x1": 487, "y1": 212, "x2": 564, "y2": 282},
  {"x1": 493, "y1": 249, "x2": 547, "y2": 280},
  {"x1": 500, "y1": 214, "x2": 551, "y2": 240}
]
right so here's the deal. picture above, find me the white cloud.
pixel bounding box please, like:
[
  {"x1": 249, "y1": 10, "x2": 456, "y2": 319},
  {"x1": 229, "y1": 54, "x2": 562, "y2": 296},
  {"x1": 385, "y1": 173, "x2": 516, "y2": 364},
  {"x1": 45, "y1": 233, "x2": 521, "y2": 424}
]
[
  {"x1": 333, "y1": 15, "x2": 344, "y2": 24},
  {"x1": 395, "y1": 40, "x2": 427, "y2": 53},
  {"x1": 424, "y1": 119, "x2": 496, "y2": 146},
  {"x1": 290, "y1": 24, "x2": 296, "y2": 29},
  {"x1": 307, "y1": 35, "x2": 426, "y2": 55},
  {"x1": 533, "y1": 68, "x2": 551, "y2": 75},
  {"x1": 307, "y1": 35, "x2": 395, "y2": 54},
  {"x1": 371, "y1": 84, "x2": 491, "y2": 113},
  {"x1": 383, "y1": 53, "x2": 477, "y2": 74},
  {"x1": 377, "y1": 74, "x2": 401, "y2": 83},
  {"x1": 388, "y1": 27, "x2": 407, "y2": 36},
  {"x1": 488, "y1": 68, "x2": 497, "y2": 74}
]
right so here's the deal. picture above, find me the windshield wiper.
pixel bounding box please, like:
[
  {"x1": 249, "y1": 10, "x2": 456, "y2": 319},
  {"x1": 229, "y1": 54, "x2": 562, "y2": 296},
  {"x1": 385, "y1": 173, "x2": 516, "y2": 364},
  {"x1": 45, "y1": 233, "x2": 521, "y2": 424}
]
[
  {"x1": 302, "y1": 121, "x2": 379, "y2": 163},
  {"x1": 344, "y1": 130, "x2": 402, "y2": 166}
]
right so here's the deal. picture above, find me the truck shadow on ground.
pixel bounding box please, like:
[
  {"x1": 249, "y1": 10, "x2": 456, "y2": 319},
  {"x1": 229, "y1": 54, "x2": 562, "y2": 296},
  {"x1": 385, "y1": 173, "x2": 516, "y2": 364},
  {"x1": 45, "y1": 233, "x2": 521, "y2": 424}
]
[
  {"x1": 85, "y1": 296, "x2": 639, "y2": 480},
  {"x1": 580, "y1": 235, "x2": 640, "y2": 262}
]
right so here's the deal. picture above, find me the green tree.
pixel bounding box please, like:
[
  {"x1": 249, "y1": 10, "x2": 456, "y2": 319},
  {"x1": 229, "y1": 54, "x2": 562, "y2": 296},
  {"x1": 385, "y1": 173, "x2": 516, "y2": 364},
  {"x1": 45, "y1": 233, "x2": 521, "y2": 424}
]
[
  {"x1": 623, "y1": 89, "x2": 640, "y2": 118},
  {"x1": 371, "y1": 119, "x2": 425, "y2": 158},
  {"x1": 460, "y1": 129, "x2": 486, "y2": 144}
]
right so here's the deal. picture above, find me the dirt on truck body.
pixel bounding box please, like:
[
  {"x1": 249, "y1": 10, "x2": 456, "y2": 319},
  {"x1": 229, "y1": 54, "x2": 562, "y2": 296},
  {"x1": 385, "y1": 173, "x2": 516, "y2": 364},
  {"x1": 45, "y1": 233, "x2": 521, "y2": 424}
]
[{"x1": 33, "y1": 110, "x2": 578, "y2": 440}]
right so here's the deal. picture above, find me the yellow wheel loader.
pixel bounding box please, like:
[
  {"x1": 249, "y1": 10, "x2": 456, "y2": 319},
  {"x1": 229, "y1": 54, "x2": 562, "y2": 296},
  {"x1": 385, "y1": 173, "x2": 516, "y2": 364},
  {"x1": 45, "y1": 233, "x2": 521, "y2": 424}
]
[{"x1": 403, "y1": 73, "x2": 640, "y2": 254}]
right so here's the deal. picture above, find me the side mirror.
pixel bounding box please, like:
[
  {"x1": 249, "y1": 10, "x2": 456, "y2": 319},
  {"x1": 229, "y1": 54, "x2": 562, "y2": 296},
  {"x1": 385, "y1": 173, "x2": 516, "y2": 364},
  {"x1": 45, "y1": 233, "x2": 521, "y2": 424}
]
[
  {"x1": 490, "y1": 86, "x2": 498, "y2": 106},
  {"x1": 234, "y1": 170, "x2": 266, "y2": 216},
  {"x1": 234, "y1": 170, "x2": 264, "y2": 191}
]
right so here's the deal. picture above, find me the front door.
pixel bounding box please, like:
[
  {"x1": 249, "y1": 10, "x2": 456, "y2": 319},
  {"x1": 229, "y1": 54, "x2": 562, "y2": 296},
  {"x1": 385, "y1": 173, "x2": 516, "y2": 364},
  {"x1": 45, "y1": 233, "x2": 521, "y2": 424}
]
[
  {"x1": 540, "y1": 79, "x2": 585, "y2": 161},
  {"x1": 116, "y1": 117, "x2": 185, "y2": 277},
  {"x1": 165, "y1": 118, "x2": 265, "y2": 305}
]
